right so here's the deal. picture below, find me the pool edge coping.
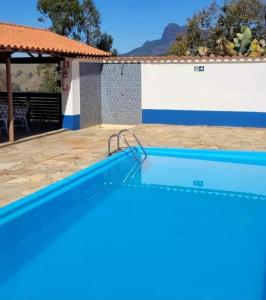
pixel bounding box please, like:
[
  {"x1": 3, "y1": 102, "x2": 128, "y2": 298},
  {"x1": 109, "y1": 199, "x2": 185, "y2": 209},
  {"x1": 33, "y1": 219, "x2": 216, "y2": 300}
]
[{"x1": 1, "y1": 147, "x2": 266, "y2": 225}]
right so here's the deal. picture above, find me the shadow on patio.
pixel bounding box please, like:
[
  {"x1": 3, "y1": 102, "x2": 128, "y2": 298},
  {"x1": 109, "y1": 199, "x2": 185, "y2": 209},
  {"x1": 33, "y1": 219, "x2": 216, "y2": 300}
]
[{"x1": 0, "y1": 122, "x2": 62, "y2": 144}]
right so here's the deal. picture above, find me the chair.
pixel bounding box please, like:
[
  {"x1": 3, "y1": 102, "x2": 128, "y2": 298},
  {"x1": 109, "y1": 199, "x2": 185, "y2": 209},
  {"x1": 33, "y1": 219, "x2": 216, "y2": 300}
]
[
  {"x1": 14, "y1": 101, "x2": 30, "y2": 132},
  {"x1": 0, "y1": 104, "x2": 8, "y2": 134}
]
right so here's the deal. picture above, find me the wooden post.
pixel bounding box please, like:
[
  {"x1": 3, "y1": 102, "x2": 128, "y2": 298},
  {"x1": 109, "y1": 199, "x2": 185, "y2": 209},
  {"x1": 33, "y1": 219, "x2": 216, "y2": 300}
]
[{"x1": 6, "y1": 54, "x2": 14, "y2": 142}]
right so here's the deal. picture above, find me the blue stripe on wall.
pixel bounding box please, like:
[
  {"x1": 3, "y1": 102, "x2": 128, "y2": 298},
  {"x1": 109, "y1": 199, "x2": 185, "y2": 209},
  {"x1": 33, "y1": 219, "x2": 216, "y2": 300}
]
[
  {"x1": 62, "y1": 115, "x2": 80, "y2": 130},
  {"x1": 142, "y1": 109, "x2": 266, "y2": 128}
]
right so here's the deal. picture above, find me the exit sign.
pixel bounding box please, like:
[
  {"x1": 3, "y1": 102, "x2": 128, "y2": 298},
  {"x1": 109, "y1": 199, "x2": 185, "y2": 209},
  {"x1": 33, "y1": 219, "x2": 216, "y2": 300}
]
[{"x1": 194, "y1": 66, "x2": 205, "y2": 72}]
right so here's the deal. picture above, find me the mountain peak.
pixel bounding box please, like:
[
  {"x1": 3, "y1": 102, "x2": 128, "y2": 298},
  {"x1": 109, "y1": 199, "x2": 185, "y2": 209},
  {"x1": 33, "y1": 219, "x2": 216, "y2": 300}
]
[
  {"x1": 162, "y1": 23, "x2": 181, "y2": 41},
  {"x1": 122, "y1": 23, "x2": 185, "y2": 57}
]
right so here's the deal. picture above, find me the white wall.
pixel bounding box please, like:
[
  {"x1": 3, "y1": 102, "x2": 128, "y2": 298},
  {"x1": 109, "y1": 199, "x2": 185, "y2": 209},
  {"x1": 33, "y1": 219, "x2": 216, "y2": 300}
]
[
  {"x1": 142, "y1": 62, "x2": 266, "y2": 112},
  {"x1": 61, "y1": 59, "x2": 80, "y2": 116}
]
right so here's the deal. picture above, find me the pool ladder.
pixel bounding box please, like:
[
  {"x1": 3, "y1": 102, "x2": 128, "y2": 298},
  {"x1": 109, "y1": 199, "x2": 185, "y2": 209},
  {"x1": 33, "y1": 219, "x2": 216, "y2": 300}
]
[{"x1": 108, "y1": 129, "x2": 147, "y2": 160}]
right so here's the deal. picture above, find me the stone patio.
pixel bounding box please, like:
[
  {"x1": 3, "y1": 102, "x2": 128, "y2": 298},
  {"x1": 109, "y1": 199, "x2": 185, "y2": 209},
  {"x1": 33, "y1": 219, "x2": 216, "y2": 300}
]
[{"x1": 1, "y1": 124, "x2": 266, "y2": 207}]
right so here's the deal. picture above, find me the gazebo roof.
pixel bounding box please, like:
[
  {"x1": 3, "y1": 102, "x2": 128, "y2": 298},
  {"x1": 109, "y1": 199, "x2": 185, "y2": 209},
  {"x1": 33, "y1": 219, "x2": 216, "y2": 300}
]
[{"x1": 0, "y1": 22, "x2": 110, "y2": 57}]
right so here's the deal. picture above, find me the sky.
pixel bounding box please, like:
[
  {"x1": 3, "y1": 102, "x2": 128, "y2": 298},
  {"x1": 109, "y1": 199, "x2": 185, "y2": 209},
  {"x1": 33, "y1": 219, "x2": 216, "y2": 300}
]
[{"x1": 0, "y1": 0, "x2": 222, "y2": 53}]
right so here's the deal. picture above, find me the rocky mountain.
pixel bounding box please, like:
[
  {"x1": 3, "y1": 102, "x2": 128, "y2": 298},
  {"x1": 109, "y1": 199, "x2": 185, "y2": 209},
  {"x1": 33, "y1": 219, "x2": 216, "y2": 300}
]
[{"x1": 122, "y1": 23, "x2": 186, "y2": 56}]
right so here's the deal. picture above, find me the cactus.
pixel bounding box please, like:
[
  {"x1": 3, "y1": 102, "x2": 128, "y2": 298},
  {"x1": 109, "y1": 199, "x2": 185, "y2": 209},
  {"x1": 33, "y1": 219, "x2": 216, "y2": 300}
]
[
  {"x1": 216, "y1": 26, "x2": 266, "y2": 57},
  {"x1": 236, "y1": 27, "x2": 252, "y2": 55},
  {"x1": 188, "y1": 26, "x2": 265, "y2": 57},
  {"x1": 223, "y1": 39, "x2": 238, "y2": 56},
  {"x1": 248, "y1": 39, "x2": 266, "y2": 57}
]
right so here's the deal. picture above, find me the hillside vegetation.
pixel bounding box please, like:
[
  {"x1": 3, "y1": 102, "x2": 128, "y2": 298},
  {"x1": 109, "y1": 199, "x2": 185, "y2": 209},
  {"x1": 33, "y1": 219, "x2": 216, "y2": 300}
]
[
  {"x1": 169, "y1": 0, "x2": 266, "y2": 57},
  {"x1": 0, "y1": 64, "x2": 60, "y2": 92}
]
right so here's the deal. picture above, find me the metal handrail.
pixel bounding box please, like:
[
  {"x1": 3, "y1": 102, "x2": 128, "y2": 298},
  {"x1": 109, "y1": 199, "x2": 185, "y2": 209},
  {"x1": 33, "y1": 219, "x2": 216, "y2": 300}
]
[
  {"x1": 108, "y1": 134, "x2": 119, "y2": 156},
  {"x1": 108, "y1": 129, "x2": 147, "y2": 161},
  {"x1": 118, "y1": 129, "x2": 147, "y2": 158},
  {"x1": 108, "y1": 133, "x2": 139, "y2": 160}
]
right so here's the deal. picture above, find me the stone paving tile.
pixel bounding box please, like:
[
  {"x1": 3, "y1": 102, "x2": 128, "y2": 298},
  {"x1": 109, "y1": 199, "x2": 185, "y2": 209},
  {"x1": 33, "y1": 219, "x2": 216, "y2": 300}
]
[{"x1": 1, "y1": 124, "x2": 266, "y2": 207}]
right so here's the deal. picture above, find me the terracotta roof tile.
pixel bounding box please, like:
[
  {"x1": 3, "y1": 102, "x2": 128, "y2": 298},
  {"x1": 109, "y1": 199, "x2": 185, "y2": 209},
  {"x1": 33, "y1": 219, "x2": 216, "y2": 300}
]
[
  {"x1": 102, "y1": 55, "x2": 266, "y2": 63},
  {"x1": 78, "y1": 55, "x2": 266, "y2": 63},
  {"x1": 0, "y1": 22, "x2": 110, "y2": 57}
]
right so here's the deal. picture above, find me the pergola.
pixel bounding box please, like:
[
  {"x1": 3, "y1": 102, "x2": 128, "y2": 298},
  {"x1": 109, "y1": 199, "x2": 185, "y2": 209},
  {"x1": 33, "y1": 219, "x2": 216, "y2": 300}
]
[{"x1": 0, "y1": 22, "x2": 110, "y2": 142}]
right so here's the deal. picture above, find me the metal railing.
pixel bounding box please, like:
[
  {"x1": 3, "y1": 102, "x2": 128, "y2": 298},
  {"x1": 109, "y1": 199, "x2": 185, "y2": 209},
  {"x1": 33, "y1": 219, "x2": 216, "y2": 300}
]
[
  {"x1": 0, "y1": 92, "x2": 62, "y2": 126},
  {"x1": 108, "y1": 129, "x2": 147, "y2": 160}
]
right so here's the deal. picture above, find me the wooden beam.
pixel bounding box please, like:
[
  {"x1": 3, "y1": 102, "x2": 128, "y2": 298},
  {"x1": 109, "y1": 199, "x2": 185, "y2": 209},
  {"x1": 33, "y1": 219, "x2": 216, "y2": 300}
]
[
  {"x1": 0, "y1": 47, "x2": 78, "y2": 58},
  {"x1": 0, "y1": 56, "x2": 64, "y2": 64},
  {"x1": 0, "y1": 52, "x2": 9, "y2": 59},
  {"x1": 6, "y1": 54, "x2": 14, "y2": 142},
  {"x1": 27, "y1": 52, "x2": 35, "y2": 58}
]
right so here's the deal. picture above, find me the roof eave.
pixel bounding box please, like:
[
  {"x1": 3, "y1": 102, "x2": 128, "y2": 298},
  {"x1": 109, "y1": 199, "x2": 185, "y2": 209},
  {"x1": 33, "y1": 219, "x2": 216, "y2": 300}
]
[{"x1": 0, "y1": 46, "x2": 111, "y2": 58}]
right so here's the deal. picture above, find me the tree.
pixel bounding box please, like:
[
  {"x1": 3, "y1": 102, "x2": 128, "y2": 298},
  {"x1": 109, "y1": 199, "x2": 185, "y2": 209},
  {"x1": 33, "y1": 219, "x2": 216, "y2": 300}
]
[
  {"x1": 187, "y1": 2, "x2": 219, "y2": 53},
  {"x1": 0, "y1": 69, "x2": 22, "y2": 92},
  {"x1": 169, "y1": 1, "x2": 221, "y2": 55},
  {"x1": 37, "y1": 64, "x2": 60, "y2": 92},
  {"x1": 0, "y1": 68, "x2": 6, "y2": 92},
  {"x1": 169, "y1": 0, "x2": 266, "y2": 56},
  {"x1": 37, "y1": 0, "x2": 115, "y2": 52},
  {"x1": 78, "y1": 0, "x2": 114, "y2": 52},
  {"x1": 37, "y1": 0, "x2": 116, "y2": 92},
  {"x1": 37, "y1": 0, "x2": 81, "y2": 38},
  {"x1": 218, "y1": 0, "x2": 266, "y2": 39},
  {"x1": 78, "y1": 0, "x2": 101, "y2": 45},
  {"x1": 95, "y1": 33, "x2": 114, "y2": 52},
  {"x1": 168, "y1": 33, "x2": 188, "y2": 56}
]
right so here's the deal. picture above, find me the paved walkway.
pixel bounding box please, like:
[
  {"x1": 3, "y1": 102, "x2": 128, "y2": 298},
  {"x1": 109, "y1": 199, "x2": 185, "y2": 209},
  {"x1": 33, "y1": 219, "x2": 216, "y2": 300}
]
[{"x1": 1, "y1": 124, "x2": 266, "y2": 207}]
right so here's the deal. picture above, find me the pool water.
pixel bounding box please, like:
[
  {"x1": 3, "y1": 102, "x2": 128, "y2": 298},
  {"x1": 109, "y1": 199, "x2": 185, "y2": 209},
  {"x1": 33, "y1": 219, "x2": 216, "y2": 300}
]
[{"x1": 1, "y1": 148, "x2": 266, "y2": 300}]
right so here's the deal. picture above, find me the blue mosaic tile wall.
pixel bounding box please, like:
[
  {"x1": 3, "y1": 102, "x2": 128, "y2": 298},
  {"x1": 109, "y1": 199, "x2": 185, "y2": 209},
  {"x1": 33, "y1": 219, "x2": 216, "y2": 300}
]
[
  {"x1": 79, "y1": 62, "x2": 142, "y2": 126},
  {"x1": 101, "y1": 64, "x2": 142, "y2": 125},
  {"x1": 79, "y1": 63, "x2": 102, "y2": 128}
]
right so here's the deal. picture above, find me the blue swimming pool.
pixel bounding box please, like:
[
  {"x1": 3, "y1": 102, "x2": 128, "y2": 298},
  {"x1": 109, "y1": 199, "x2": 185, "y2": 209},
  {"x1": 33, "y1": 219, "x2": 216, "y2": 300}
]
[{"x1": 1, "y1": 148, "x2": 266, "y2": 300}]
